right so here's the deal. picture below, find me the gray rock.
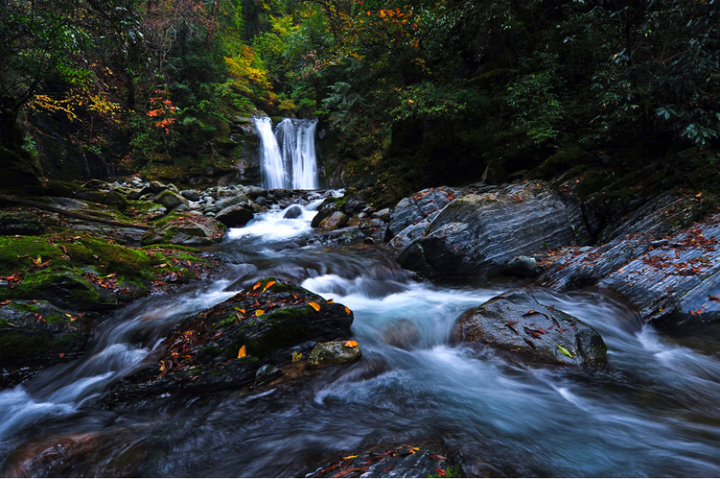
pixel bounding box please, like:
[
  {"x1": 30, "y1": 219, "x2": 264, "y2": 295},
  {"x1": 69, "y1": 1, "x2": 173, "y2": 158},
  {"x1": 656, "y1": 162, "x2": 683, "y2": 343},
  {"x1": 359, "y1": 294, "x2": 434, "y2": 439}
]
[
  {"x1": 156, "y1": 190, "x2": 188, "y2": 210},
  {"x1": 141, "y1": 213, "x2": 226, "y2": 246},
  {"x1": 180, "y1": 190, "x2": 201, "y2": 201},
  {"x1": 283, "y1": 205, "x2": 303, "y2": 219},
  {"x1": 255, "y1": 364, "x2": 282, "y2": 384},
  {"x1": 126, "y1": 189, "x2": 143, "y2": 201},
  {"x1": 396, "y1": 182, "x2": 587, "y2": 278},
  {"x1": 373, "y1": 208, "x2": 392, "y2": 222},
  {"x1": 388, "y1": 186, "x2": 464, "y2": 237},
  {"x1": 307, "y1": 340, "x2": 362, "y2": 367},
  {"x1": 216, "y1": 204, "x2": 254, "y2": 227},
  {"x1": 452, "y1": 289, "x2": 606, "y2": 367},
  {"x1": 0, "y1": 210, "x2": 45, "y2": 236},
  {"x1": 149, "y1": 180, "x2": 166, "y2": 194},
  {"x1": 216, "y1": 195, "x2": 250, "y2": 211}
]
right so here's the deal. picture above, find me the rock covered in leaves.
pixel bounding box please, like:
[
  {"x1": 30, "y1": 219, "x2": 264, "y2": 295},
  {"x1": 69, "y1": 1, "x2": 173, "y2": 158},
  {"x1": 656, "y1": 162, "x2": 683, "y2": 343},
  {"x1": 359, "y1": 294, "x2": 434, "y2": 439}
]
[
  {"x1": 540, "y1": 200, "x2": 720, "y2": 330},
  {"x1": 452, "y1": 289, "x2": 606, "y2": 367},
  {"x1": 307, "y1": 340, "x2": 361, "y2": 367},
  {"x1": 393, "y1": 182, "x2": 587, "y2": 278},
  {"x1": 307, "y1": 443, "x2": 463, "y2": 478},
  {"x1": 114, "y1": 278, "x2": 355, "y2": 396},
  {"x1": 141, "y1": 213, "x2": 226, "y2": 246}
]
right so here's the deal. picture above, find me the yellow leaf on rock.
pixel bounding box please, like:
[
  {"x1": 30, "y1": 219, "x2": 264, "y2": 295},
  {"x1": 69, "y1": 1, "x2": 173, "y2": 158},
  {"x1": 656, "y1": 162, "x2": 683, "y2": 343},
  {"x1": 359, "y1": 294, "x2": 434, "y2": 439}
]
[
  {"x1": 344, "y1": 340, "x2": 358, "y2": 348},
  {"x1": 308, "y1": 302, "x2": 321, "y2": 311},
  {"x1": 238, "y1": 345, "x2": 247, "y2": 358},
  {"x1": 253, "y1": 281, "x2": 261, "y2": 290},
  {"x1": 327, "y1": 299, "x2": 334, "y2": 304},
  {"x1": 159, "y1": 360, "x2": 166, "y2": 372},
  {"x1": 343, "y1": 455, "x2": 358, "y2": 460},
  {"x1": 345, "y1": 306, "x2": 352, "y2": 315},
  {"x1": 263, "y1": 280, "x2": 276, "y2": 292},
  {"x1": 255, "y1": 309, "x2": 265, "y2": 317}
]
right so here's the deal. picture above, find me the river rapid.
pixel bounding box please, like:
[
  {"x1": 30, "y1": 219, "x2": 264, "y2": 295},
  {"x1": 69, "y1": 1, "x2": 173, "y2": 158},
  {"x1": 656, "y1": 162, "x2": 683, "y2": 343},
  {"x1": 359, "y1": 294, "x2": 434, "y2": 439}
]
[{"x1": 1, "y1": 195, "x2": 720, "y2": 477}]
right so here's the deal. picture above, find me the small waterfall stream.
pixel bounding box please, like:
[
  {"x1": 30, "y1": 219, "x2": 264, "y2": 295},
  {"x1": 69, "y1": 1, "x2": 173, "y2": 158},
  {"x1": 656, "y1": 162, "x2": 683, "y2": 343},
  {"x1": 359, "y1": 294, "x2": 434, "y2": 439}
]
[{"x1": 253, "y1": 117, "x2": 319, "y2": 190}]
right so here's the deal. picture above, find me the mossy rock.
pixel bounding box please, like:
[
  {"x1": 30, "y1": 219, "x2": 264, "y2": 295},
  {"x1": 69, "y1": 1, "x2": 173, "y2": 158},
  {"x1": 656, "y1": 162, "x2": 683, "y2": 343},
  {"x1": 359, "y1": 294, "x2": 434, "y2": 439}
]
[
  {"x1": 0, "y1": 210, "x2": 46, "y2": 236},
  {"x1": 121, "y1": 278, "x2": 355, "y2": 394},
  {"x1": 0, "y1": 146, "x2": 42, "y2": 189},
  {"x1": 141, "y1": 213, "x2": 227, "y2": 246},
  {"x1": 0, "y1": 300, "x2": 89, "y2": 369}
]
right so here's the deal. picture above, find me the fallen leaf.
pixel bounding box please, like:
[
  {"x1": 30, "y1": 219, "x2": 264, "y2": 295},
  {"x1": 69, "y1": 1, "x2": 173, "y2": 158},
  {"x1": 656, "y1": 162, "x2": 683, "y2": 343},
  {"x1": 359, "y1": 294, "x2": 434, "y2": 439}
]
[
  {"x1": 435, "y1": 468, "x2": 447, "y2": 477},
  {"x1": 253, "y1": 281, "x2": 261, "y2": 290},
  {"x1": 327, "y1": 299, "x2": 335, "y2": 304},
  {"x1": 557, "y1": 345, "x2": 574, "y2": 358},
  {"x1": 344, "y1": 340, "x2": 358, "y2": 348},
  {"x1": 429, "y1": 454, "x2": 447, "y2": 461},
  {"x1": 255, "y1": 309, "x2": 265, "y2": 317},
  {"x1": 342, "y1": 455, "x2": 358, "y2": 460},
  {"x1": 263, "y1": 280, "x2": 276, "y2": 292},
  {"x1": 345, "y1": 306, "x2": 352, "y2": 315},
  {"x1": 238, "y1": 345, "x2": 247, "y2": 358},
  {"x1": 308, "y1": 301, "x2": 321, "y2": 311}
]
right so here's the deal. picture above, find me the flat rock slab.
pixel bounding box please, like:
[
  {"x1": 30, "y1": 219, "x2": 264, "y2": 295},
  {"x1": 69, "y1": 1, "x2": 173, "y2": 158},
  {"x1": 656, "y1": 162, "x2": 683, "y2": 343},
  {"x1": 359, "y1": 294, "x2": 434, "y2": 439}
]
[{"x1": 452, "y1": 289, "x2": 607, "y2": 367}]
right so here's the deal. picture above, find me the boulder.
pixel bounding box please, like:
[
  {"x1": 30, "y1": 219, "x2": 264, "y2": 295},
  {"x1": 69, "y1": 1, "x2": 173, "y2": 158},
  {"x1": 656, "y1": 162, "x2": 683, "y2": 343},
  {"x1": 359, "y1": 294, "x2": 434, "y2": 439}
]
[
  {"x1": 396, "y1": 182, "x2": 587, "y2": 278},
  {"x1": 311, "y1": 207, "x2": 336, "y2": 228},
  {"x1": 148, "y1": 181, "x2": 167, "y2": 194},
  {"x1": 319, "y1": 211, "x2": 349, "y2": 231},
  {"x1": 283, "y1": 205, "x2": 303, "y2": 219},
  {"x1": 112, "y1": 278, "x2": 354, "y2": 396},
  {"x1": 141, "y1": 214, "x2": 226, "y2": 246},
  {"x1": 307, "y1": 340, "x2": 362, "y2": 367},
  {"x1": 388, "y1": 186, "x2": 464, "y2": 237},
  {"x1": 215, "y1": 204, "x2": 254, "y2": 227},
  {"x1": 216, "y1": 194, "x2": 250, "y2": 211},
  {"x1": 180, "y1": 190, "x2": 201, "y2": 202},
  {"x1": 156, "y1": 190, "x2": 188, "y2": 211},
  {"x1": 452, "y1": 289, "x2": 606, "y2": 367}
]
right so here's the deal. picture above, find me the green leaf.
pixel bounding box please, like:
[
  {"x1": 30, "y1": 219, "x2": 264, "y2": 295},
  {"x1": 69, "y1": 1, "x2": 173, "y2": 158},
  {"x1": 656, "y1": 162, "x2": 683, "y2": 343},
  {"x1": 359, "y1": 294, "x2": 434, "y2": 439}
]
[{"x1": 557, "y1": 345, "x2": 574, "y2": 359}]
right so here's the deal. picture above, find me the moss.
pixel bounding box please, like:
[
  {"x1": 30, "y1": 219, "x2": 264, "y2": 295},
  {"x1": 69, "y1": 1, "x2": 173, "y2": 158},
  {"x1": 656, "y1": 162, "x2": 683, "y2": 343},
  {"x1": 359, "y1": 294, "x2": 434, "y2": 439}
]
[
  {"x1": 0, "y1": 237, "x2": 66, "y2": 275},
  {"x1": 7, "y1": 302, "x2": 39, "y2": 313},
  {"x1": 0, "y1": 319, "x2": 9, "y2": 328},
  {"x1": 141, "y1": 244, "x2": 200, "y2": 253},
  {"x1": 0, "y1": 330, "x2": 82, "y2": 363}
]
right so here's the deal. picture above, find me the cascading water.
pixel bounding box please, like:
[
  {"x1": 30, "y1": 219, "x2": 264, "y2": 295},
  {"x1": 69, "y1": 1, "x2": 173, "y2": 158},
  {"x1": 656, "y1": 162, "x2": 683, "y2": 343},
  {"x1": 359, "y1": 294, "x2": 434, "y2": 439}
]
[{"x1": 253, "y1": 117, "x2": 319, "y2": 190}]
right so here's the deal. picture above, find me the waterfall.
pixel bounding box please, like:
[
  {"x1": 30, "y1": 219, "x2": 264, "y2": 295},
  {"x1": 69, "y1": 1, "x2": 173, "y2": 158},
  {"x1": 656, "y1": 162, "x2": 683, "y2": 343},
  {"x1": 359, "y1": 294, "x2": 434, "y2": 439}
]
[{"x1": 253, "y1": 117, "x2": 319, "y2": 190}]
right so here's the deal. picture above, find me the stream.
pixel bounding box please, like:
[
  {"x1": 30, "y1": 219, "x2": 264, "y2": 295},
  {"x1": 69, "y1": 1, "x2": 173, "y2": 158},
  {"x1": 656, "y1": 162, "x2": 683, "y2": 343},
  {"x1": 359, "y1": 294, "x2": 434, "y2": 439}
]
[{"x1": 2, "y1": 195, "x2": 720, "y2": 477}]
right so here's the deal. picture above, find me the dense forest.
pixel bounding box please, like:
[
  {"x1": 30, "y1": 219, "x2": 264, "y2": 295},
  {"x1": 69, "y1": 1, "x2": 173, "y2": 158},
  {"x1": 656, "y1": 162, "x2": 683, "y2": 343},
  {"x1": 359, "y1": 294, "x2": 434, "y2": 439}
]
[{"x1": 2, "y1": 0, "x2": 719, "y2": 203}]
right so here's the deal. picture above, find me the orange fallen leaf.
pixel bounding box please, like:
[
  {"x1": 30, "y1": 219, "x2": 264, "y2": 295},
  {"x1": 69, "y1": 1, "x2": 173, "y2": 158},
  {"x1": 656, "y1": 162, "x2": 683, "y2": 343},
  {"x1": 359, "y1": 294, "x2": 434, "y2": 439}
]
[
  {"x1": 253, "y1": 281, "x2": 261, "y2": 290},
  {"x1": 327, "y1": 299, "x2": 335, "y2": 304},
  {"x1": 238, "y1": 345, "x2": 247, "y2": 358},
  {"x1": 263, "y1": 280, "x2": 276, "y2": 292},
  {"x1": 344, "y1": 340, "x2": 358, "y2": 348},
  {"x1": 235, "y1": 308, "x2": 246, "y2": 313},
  {"x1": 308, "y1": 302, "x2": 321, "y2": 311},
  {"x1": 345, "y1": 306, "x2": 352, "y2": 315},
  {"x1": 159, "y1": 360, "x2": 166, "y2": 372},
  {"x1": 255, "y1": 309, "x2": 265, "y2": 317}
]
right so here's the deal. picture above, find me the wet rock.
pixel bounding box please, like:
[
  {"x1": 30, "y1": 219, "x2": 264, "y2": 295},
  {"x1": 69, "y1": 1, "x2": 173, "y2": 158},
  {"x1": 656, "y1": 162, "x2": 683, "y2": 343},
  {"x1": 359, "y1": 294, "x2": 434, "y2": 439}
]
[
  {"x1": 283, "y1": 205, "x2": 303, "y2": 219},
  {"x1": 307, "y1": 340, "x2": 362, "y2": 367},
  {"x1": 255, "y1": 364, "x2": 282, "y2": 384},
  {"x1": 452, "y1": 289, "x2": 606, "y2": 367},
  {"x1": 311, "y1": 207, "x2": 336, "y2": 228},
  {"x1": 373, "y1": 208, "x2": 392, "y2": 222},
  {"x1": 156, "y1": 190, "x2": 188, "y2": 211},
  {"x1": 216, "y1": 204, "x2": 254, "y2": 227},
  {"x1": 396, "y1": 182, "x2": 587, "y2": 278},
  {"x1": 112, "y1": 279, "x2": 354, "y2": 396},
  {"x1": 0, "y1": 300, "x2": 89, "y2": 375},
  {"x1": 382, "y1": 319, "x2": 421, "y2": 350},
  {"x1": 141, "y1": 213, "x2": 226, "y2": 246},
  {"x1": 339, "y1": 192, "x2": 368, "y2": 216},
  {"x1": 0, "y1": 210, "x2": 45, "y2": 236},
  {"x1": 319, "y1": 211, "x2": 349, "y2": 231}
]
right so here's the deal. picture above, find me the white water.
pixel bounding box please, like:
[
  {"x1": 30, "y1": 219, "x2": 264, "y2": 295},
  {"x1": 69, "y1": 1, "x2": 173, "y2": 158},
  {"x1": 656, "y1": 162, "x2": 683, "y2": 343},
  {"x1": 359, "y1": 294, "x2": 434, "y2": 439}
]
[{"x1": 253, "y1": 117, "x2": 319, "y2": 190}]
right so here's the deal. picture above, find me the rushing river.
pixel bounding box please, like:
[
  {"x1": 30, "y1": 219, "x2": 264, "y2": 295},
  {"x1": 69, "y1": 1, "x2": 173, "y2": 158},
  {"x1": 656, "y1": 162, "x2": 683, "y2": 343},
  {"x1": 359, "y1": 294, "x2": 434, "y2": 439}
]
[{"x1": 2, "y1": 196, "x2": 720, "y2": 477}]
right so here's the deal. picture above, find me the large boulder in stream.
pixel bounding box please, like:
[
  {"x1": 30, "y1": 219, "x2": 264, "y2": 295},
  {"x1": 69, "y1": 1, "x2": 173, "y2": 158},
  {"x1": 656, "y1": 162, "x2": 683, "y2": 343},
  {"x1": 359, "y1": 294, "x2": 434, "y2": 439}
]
[
  {"x1": 216, "y1": 204, "x2": 254, "y2": 227},
  {"x1": 109, "y1": 279, "x2": 356, "y2": 399},
  {"x1": 394, "y1": 182, "x2": 587, "y2": 278},
  {"x1": 452, "y1": 290, "x2": 607, "y2": 367},
  {"x1": 141, "y1": 213, "x2": 226, "y2": 246}
]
